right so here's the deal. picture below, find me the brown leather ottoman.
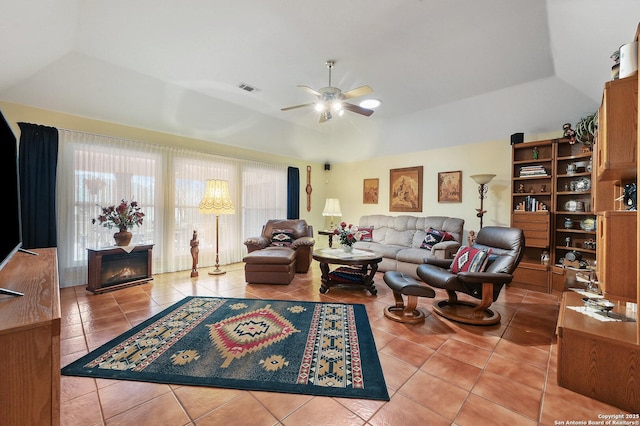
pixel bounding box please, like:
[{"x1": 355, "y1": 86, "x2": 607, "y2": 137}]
[{"x1": 243, "y1": 247, "x2": 297, "y2": 284}]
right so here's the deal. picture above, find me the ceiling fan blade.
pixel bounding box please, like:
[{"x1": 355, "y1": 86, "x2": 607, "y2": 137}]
[
  {"x1": 281, "y1": 102, "x2": 315, "y2": 111},
  {"x1": 342, "y1": 85, "x2": 373, "y2": 100},
  {"x1": 298, "y1": 85, "x2": 322, "y2": 97},
  {"x1": 343, "y1": 103, "x2": 374, "y2": 117}
]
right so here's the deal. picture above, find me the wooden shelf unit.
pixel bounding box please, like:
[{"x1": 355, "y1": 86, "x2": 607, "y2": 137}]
[
  {"x1": 511, "y1": 140, "x2": 554, "y2": 292},
  {"x1": 0, "y1": 248, "x2": 60, "y2": 425},
  {"x1": 510, "y1": 137, "x2": 597, "y2": 293},
  {"x1": 553, "y1": 138, "x2": 595, "y2": 271}
]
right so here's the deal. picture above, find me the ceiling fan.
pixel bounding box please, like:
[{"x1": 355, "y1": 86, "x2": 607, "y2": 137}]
[{"x1": 281, "y1": 60, "x2": 376, "y2": 123}]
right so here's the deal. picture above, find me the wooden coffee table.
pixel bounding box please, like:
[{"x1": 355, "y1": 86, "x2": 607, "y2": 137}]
[{"x1": 312, "y1": 248, "x2": 383, "y2": 295}]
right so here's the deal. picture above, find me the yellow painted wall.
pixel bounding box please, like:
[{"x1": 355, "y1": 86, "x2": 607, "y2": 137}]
[
  {"x1": 321, "y1": 133, "x2": 562, "y2": 242},
  {"x1": 0, "y1": 101, "x2": 327, "y2": 232},
  {"x1": 2, "y1": 100, "x2": 562, "y2": 247}
]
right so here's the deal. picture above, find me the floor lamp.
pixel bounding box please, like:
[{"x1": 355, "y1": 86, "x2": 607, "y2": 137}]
[
  {"x1": 199, "y1": 179, "x2": 235, "y2": 275},
  {"x1": 470, "y1": 174, "x2": 496, "y2": 229},
  {"x1": 322, "y1": 198, "x2": 342, "y2": 229}
]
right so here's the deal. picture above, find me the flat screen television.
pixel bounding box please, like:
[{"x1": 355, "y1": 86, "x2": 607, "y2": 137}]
[{"x1": 0, "y1": 108, "x2": 25, "y2": 296}]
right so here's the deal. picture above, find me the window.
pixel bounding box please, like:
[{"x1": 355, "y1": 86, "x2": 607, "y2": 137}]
[{"x1": 57, "y1": 130, "x2": 287, "y2": 287}]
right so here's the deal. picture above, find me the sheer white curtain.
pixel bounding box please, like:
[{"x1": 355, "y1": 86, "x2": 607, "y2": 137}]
[{"x1": 56, "y1": 129, "x2": 287, "y2": 288}]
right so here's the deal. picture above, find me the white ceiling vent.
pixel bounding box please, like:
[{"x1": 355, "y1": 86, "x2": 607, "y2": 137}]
[{"x1": 238, "y1": 83, "x2": 260, "y2": 93}]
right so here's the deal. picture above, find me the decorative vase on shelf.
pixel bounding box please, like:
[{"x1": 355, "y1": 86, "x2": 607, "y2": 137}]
[
  {"x1": 342, "y1": 245, "x2": 353, "y2": 253},
  {"x1": 114, "y1": 230, "x2": 132, "y2": 246}
]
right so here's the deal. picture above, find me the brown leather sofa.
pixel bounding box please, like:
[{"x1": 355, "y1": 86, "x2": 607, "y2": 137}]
[{"x1": 243, "y1": 220, "x2": 315, "y2": 284}]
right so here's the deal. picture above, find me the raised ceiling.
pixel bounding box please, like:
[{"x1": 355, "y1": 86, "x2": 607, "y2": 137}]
[{"x1": 1, "y1": 0, "x2": 638, "y2": 163}]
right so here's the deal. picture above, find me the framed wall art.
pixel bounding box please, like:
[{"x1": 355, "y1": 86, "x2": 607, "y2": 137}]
[
  {"x1": 438, "y1": 170, "x2": 462, "y2": 202},
  {"x1": 389, "y1": 166, "x2": 423, "y2": 212},
  {"x1": 363, "y1": 178, "x2": 379, "y2": 204}
]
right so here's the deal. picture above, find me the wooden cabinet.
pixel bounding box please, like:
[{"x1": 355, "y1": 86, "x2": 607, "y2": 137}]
[
  {"x1": 512, "y1": 212, "x2": 551, "y2": 292},
  {"x1": 87, "y1": 244, "x2": 154, "y2": 293},
  {"x1": 0, "y1": 248, "x2": 60, "y2": 426},
  {"x1": 593, "y1": 68, "x2": 638, "y2": 303},
  {"x1": 557, "y1": 291, "x2": 639, "y2": 413},
  {"x1": 555, "y1": 24, "x2": 639, "y2": 413},
  {"x1": 597, "y1": 211, "x2": 637, "y2": 302},
  {"x1": 597, "y1": 75, "x2": 638, "y2": 181}
]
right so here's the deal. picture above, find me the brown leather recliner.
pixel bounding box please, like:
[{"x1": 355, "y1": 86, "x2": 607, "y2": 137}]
[
  {"x1": 383, "y1": 226, "x2": 524, "y2": 325},
  {"x1": 244, "y1": 219, "x2": 315, "y2": 273},
  {"x1": 416, "y1": 226, "x2": 525, "y2": 325}
]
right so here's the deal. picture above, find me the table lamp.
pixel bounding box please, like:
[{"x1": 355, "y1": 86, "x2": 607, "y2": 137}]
[{"x1": 322, "y1": 198, "x2": 342, "y2": 229}]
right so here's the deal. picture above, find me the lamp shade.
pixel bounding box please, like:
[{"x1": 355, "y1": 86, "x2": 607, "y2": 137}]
[
  {"x1": 199, "y1": 179, "x2": 235, "y2": 215},
  {"x1": 322, "y1": 198, "x2": 342, "y2": 217},
  {"x1": 470, "y1": 174, "x2": 496, "y2": 185}
]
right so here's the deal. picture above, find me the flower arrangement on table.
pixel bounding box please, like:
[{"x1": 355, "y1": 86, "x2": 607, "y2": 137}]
[
  {"x1": 92, "y1": 199, "x2": 145, "y2": 232},
  {"x1": 333, "y1": 222, "x2": 364, "y2": 247}
]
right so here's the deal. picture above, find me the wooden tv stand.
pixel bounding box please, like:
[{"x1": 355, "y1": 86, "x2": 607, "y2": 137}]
[
  {"x1": 0, "y1": 247, "x2": 61, "y2": 425},
  {"x1": 87, "y1": 245, "x2": 154, "y2": 293}
]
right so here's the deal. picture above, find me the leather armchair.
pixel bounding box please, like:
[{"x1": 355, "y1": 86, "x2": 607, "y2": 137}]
[
  {"x1": 416, "y1": 226, "x2": 525, "y2": 325},
  {"x1": 244, "y1": 219, "x2": 315, "y2": 273}
]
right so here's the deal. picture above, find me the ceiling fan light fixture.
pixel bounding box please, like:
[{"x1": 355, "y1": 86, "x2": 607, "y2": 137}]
[
  {"x1": 359, "y1": 99, "x2": 381, "y2": 109},
  {"x1": 281, "y1": 61, "x2": 376, "y2": 123}
]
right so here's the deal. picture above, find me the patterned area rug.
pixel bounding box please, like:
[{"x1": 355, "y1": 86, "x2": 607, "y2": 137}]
[{"x1": 62, "y1": 297, "x2": 389, "y2": 401}]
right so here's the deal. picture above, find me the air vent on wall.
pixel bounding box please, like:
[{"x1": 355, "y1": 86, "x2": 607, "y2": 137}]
[{"x1": 238, "y1": 83, "x2": 260, "y2": 93}]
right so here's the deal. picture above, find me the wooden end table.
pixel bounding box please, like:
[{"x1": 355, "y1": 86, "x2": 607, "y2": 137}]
[
  {"x1": 317, "y1": 230, "x2": 335, "y2": 247},
  {"x1": 312, "y1": 248, "x2": 382, "y2": 295}
]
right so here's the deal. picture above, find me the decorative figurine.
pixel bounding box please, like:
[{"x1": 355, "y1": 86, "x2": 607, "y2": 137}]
[
  {"x1": 540, "y1": 184, "x2": 546, "y2": 193},
  {"x1": 540, "y1": 250, "x2": 549, "y2": 266},
  {"x1": 190, "y1": 230, "x2": 199, "y2": 277},
  {"x1": 532, "y1": 147, "x2": 539, "y2": 159},
  {"x1": 467, "y1": 230, "x2": 476, "y2": 247},
  {"x1": 563, "y1": 123, "x2": 577, "y2": 144},
  {"x1": 623, "y1": 183, "x2": 637, "y2": 211},
  {"x1": 565, "y1": 236, "x2": 572, "y2": 247},
  {"x1": 518, "y1": 183, "x2": 525, "y2": 193}
]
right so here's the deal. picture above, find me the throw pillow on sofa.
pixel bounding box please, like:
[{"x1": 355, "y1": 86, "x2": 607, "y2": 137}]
[
  {"x1": 420, "y1": 227, "x2": 454, "y2": 249},
  {"x1": 451, "y1": 246, "x2": 492, "y2": 273},
  {"x1": 358, "y1": 226, "x2": 374, "y2": 241},
  {"x1": 271, "y1": 228, "x2": 295, "y2": 247}
]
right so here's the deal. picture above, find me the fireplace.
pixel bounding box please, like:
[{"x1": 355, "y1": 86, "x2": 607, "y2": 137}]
[{"x1": 87, "y1": 244, "x2": 154, "y2": 293}]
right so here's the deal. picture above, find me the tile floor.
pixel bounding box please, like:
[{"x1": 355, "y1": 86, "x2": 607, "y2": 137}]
[{"x1": 59, "y1": 262, "x2": 630, "y2": 425}]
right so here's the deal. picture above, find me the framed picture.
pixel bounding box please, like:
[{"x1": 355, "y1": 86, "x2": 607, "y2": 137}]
[
  {"x1": 389, "y1": 166, "x2": 423, "y2": 212},
  {"x1": 438, "y1": 170, "x2": 462, "y2": 202},
  {"x1": 363, "y1": 178, "x2": 379, "y2": 204}
]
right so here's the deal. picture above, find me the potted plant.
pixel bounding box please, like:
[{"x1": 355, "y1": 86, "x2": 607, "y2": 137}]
[
  {"x1": 574, "y1": 111, "x2": 598, "y2": 147},
  {"x1": 92, "y1": 198, "x2": 145, "y2": 246}
]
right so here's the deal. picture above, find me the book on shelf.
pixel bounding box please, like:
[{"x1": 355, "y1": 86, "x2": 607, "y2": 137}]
[
  {"x1": 515, "y1": 195, "x2": 547, "y2": 212},
  {"x1": 519, "y1": 165, "x2": 547, "y2": 177}
]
